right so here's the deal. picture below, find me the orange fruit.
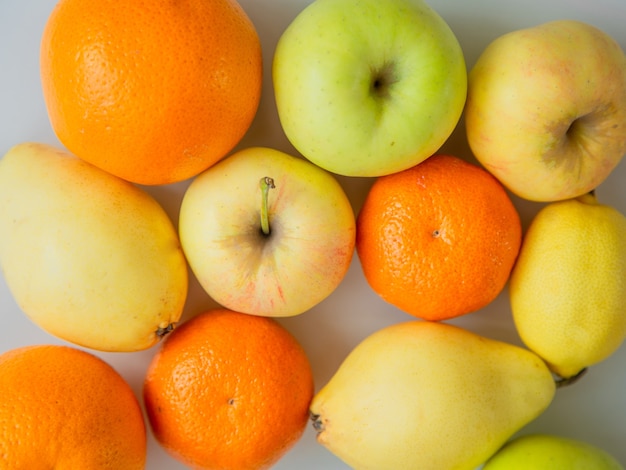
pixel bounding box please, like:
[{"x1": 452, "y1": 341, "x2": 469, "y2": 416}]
[
  {"x1": 143, "y1": 308, "x2": 315, "y2": 470},
  {"x1": 356, "y1": 154, "x2": 522, "y2": 321},
  {"x1": 0, "y1": 344, "x2": 146, "y2": 469},
  {"x1": 40, "y1": 0, "x2": 262, "y2": 185}
]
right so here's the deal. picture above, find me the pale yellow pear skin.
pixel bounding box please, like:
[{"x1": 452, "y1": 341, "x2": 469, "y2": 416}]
[
  {"x1": 309, "y1": 321, "x2": 556, "y2": 470},
  {"x1": 483, "y1": 434, "x2": 624, "y2": 470},
  {"x1": 510, "y1": 193, "x2": 626, "y2": 379},
  {"x1": 0, "y1": 143, "x2": 188, "y2": 351}
]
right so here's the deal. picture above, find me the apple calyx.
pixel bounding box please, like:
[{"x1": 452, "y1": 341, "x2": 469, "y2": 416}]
[
  {"x1": 259, "y1": 176, "x2": 275, "y2": 236},
  {"x1": 370, "y1": 62, "x2": 397, "y2": 100}
]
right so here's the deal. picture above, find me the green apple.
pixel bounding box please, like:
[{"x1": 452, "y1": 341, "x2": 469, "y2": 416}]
[
  {"x1": 178, "y1": 147, "x2": 356, "y2": 317},
  {"x1": 466, "y1": 20, "x2": 626, "y2": 202},
  {"x1": 272, "y1": 0, "x2": 467, "y2": 177},
  {"x1": 483, "y1": 434, "x2": 624, "y2": 469}
]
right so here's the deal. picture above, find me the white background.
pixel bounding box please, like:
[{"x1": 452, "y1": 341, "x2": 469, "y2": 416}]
[{"x1": 1, "y1": 0, "x2": 625, "y2": 468}]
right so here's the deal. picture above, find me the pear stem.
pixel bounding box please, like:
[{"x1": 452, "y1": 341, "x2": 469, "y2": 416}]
[
  {"x1": 156, "y1": 323, "x2": 175, "y2": 339},
  {"x1": 310, "y1": 412, "x2": 324, "y2": 433},
  {"x1": 260, "y1": 177, "x2": 275, "y2": 236}
]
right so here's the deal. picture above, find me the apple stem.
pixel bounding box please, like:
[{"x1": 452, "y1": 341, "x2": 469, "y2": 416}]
[{"x1": 260, "y1": 176, "x2": 275, "y2": 236}]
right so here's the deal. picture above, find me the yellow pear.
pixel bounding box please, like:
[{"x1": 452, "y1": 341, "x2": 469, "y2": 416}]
[
  {"x1": 309, "y1": 321, "x2": 556, "y2": 470},
  {"x1": 0, "y1": 143, "x2": 188, "y2": 351},
  {"x1": 510, "y1": 192, "x2": 626, "y2": 379}
]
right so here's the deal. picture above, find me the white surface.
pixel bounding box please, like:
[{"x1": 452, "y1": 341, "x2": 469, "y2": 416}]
[{"x1": 1, "y1": 0, "x2": 625, "y2": 468}]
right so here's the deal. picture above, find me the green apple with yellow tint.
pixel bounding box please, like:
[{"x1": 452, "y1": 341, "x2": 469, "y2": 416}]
[
  {"x1": 483, "y1": 434, "x2": 623, "y2": 470},
  {"x1": 273, "y1": 0, "x2": 467, "y2": 177}
]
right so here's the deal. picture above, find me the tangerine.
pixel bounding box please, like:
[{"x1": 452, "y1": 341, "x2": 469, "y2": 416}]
[
  {"x1": 356, "y1": 154, "x2": 522, "y2": 321},
  {"x1": 40, "y1": 0, "x2": 262, "y2": 185},
  {"x1": 0, "y1": 345, "x2": 146, "y2": 469},
  {"x1": 143, "y1": 308, "x2": 315, "y2": 469}
]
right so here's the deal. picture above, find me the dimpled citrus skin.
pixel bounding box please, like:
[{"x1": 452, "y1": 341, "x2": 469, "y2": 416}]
[
  {"x1": 356, "y1": 154, "x2": 522, "y2": 321},
  {"x1": 40, "y1": 0, "x2": 262, "y2": 185},
  {"x1": 143, "y1": 308, "x2": 315, "y2": 470},
  {"x1": 510, "y1": 192, "x2": 626, "y2": 379},
  {"x1": 0, "y1": 345, "x2": 146, "y2": 469}
]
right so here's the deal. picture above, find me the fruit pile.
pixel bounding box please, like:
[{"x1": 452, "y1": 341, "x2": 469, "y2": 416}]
[{"x1": 0, "y1": 0, "x2": 625, "y2": 468}]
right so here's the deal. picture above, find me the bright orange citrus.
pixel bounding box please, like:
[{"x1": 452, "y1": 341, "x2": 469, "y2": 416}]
[
  {"x1": 356, "y1": 154, "x2": 522, "y2": 321},
  {"x1": 0, "y1": 344, "x2": 146, "y2": 469},
  {"x1": 143, "y1": 308, "x2": 315, "y2": 470},
  {"x1": 40, "y1": 0, "x2": 262, "y2": 185}
]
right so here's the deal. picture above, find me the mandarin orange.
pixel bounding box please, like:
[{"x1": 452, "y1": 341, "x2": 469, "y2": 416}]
[
  {"x1": 40, "y1": 0, "x2": 262, "y2": 185},
  {"x1": 143, "y1": 308, "x2": 315, "y2": 470},
  {"x1": 356, "y1": 154, "x2": 522, "y2": 321},
  {"x1": 0, "y1": 345, "x2": 146, "y2": 469}
]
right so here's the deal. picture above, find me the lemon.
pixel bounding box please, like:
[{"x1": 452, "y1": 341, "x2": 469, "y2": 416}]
[{"x1": 510, "y1": 192, "x2": 626, "y2": 379}]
